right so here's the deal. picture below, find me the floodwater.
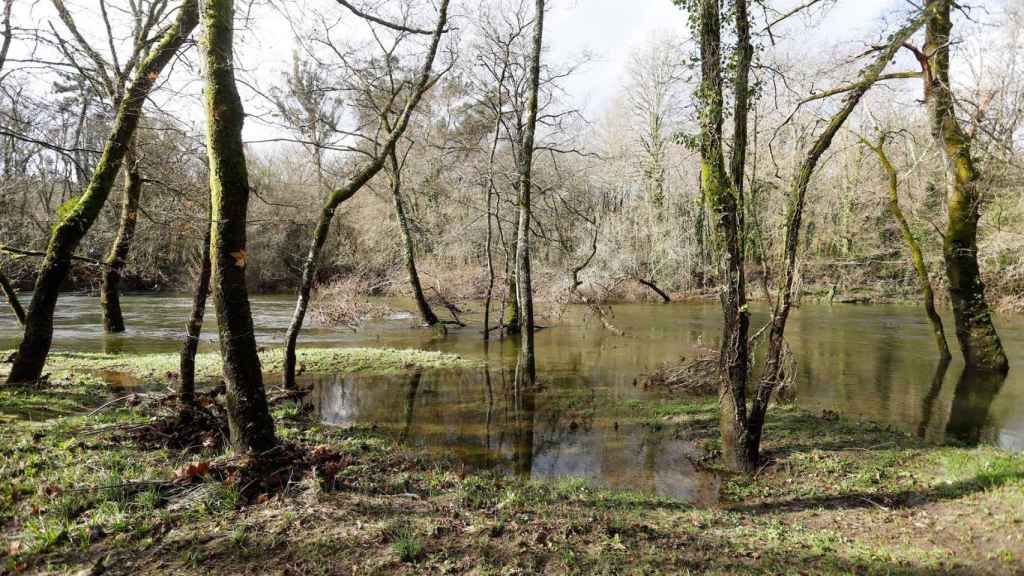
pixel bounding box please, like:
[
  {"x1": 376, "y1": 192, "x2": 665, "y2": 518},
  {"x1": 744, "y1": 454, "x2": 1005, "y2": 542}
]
[{"x1": 1, "y1": 294, "x2": 1022, "y2": 501}]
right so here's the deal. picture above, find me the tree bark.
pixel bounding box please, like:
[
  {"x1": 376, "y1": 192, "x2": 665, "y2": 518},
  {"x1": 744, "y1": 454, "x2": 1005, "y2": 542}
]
[
  {"x1": 387, "y1": 149, "x2": 437, "y2": 326},
  {"x1": 864, "y1": 134, "x2": 951, "y2": 360},
  {"x1": 923, "y1": 0, "x2": 1008, "y2": 373},
  {"x1": 745, "y1": 11, "x2": 929, "y2": 466},
  {"x1": 697, "y1": 0, "x2": 751, "y2": 472},
  {"x1": 100, "y1": 142, "x2": 143, "y2": 333},
  {"x1": 282, "y1": 0, "x2": 450, "y2": 389},
  {"x1": 201, "y1": 0, "x2": 276, "y2": 453},
  {"x1": 0, "y1": 268, "x2": 25, "y2": 325},
  {"x1": 179, "y1": 219, "x2": 212, "y2": 408},
  {"x1": 514, "y1": 0, "x2": 545, "y2": 385},
  {"x1": 5, "y1": 0, "x2": 199, "y2": 385}
]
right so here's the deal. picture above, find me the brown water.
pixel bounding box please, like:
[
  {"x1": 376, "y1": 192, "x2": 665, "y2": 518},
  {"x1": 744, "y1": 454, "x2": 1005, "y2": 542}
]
[{"x1": 1, "y1": 294, "x2": 1022, "y2": 499}]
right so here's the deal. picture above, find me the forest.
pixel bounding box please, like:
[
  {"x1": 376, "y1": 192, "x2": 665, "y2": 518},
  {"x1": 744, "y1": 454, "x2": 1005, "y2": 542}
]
[{"x1": 0, "y1": 0, "x2": 1022, "y2": 574}]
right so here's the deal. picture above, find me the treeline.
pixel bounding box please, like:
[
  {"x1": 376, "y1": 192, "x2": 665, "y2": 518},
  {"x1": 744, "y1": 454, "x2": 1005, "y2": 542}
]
[{"x1": 2, "y1": 2, "x2": 1021, "y2": 317}]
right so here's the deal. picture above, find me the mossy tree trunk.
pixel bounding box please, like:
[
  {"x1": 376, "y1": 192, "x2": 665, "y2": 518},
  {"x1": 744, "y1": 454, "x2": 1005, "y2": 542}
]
[
  {"x1": 696, "y1": 0, "x2": 752, "y2": 472},
  {"x1": 100, "y1": 141, "x2": 143, "y2": 333},
  {"x1": 201, "y1": 0, "x2": 276, "y2": 453},
  {"x1": 514, "y1": 0, "x2": 545, "y2": 385},
  {"x1": 5, "y1": 0, "x2": 199, "y2": 385},
  {"x1": 921, "y1": 0, "x2": 1008, "y2": 373},
  {"x1": 747, "y1": 11, "x2": 929, "y2": 466},
  {"x1": 179, "y1": 217, "x2": 212, "y2": 408},
  {"x1": 282, "y1": 0, "x2": 450, "y2": 389},
  {"x1": 387, "y1": 149, "x2": 437, "y2": 327},
  {"x1": 0, "y1": 268, "x2": 25, "y2": 324},
  {"x1": 863, "y1": 133, "x2": 950, "y2": 360}
]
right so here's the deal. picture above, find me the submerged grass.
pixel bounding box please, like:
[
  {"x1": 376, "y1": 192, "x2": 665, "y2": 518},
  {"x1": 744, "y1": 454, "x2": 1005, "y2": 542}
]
[
  {"x1": 1, "y1": 368, "x2": 1022, "y2": 574},
  {"x1": 0, "y1": 346, "x2": 477, "y2": 385}
]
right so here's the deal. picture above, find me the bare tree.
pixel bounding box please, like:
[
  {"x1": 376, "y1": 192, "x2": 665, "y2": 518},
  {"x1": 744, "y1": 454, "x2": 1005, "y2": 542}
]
[
  {"x1": 5, "y1": 0, "x2": 199, "y2": 384},
  {"x1": 281, "y1": 0, "x2": 452, "y2": 389},
  {"x1": 514, "y1": 0, "x2": 545, "y2": 385}
]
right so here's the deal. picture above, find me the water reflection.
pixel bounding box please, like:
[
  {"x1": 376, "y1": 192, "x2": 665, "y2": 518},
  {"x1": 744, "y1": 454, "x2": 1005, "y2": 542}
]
[
  {"x1": 916, "y1": 357, "x2": 952, "y2": 442},
  {"x1": 305, "y1": 367, "x2": 718, "y2": 504},
  {"x1": 945, "y1": 368, "x2": 1009, "y2": 446}
]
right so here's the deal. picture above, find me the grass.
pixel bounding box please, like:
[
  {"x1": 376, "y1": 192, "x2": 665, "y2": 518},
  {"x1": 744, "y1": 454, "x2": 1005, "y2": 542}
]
[
  {"x1": 0, "y1": 346, "x2": 478, "y2": 385},
  {"x1": 1, "y1": 369, "x2": 1022, "y2": 574}
]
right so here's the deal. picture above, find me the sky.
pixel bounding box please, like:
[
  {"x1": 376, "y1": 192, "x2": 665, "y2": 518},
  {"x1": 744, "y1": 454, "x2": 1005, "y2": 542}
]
[{"x1": 5, "y1": 0, "x2": 999, "y2": 142}]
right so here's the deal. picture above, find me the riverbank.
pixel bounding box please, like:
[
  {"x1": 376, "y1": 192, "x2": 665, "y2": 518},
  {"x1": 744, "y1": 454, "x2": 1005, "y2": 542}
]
[{"x1": 2, "y1": 362, "x2": 1022, "y2": 574}]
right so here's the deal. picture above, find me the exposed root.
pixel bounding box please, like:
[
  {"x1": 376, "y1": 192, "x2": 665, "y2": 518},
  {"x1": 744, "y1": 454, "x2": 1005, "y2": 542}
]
[
  {"x1": 190, "y1": 441, "x2": 353, "y2": 502},
  {"x1": 116, "y1": 386, "x2": 229, "y2": 452}
]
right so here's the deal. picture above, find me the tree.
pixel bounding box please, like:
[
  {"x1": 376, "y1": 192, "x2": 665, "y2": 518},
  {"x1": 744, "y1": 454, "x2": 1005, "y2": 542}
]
[
  {"x1": 748, "y1": 10, "x2": 930, "y2": 468},
  {"x1": 911, "y1": 0, "x2": 1009, "y2": 372},
  {"x1": 48, "y1": 0, "x2": 176, "y2": 333},
  {"x1": 626, "y1": 35, "x2": 686, "y2": 211},
  {"x1": 859, "y1": 131, "x2": 950, "y2": 359},
  {"x1": 514, "y1": 0, "x2": 545, "y2": 385},
  {"x1": 0, "y1": 268, "x2": 24, "y2": 324},
  {"x1": 693, "y1": 0, "x2": 753, "y2": 472},
  {"x1": 386, "y1": 145, "x2": 438, "y2": 327},
  {"x1": 200, "y1": 0, "x2": 276, "y2": 452},
  {"x1": 178, "y1": 209, "x2": 212, "y2": 409},
  {"x1": 5, "y1": 0, "x2": 199, "y2": 384},
  {"x1": 281, "y1": 0, "x2": 451, "y2": 389}
]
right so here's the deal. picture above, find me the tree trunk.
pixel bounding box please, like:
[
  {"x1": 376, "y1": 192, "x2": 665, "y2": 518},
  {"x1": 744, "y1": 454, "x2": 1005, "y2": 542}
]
[
  {"x1": 179, "y1": 219, "x2": 212, "y2": 408},
  {"x1": 945, "y1": 367, "x2": 1007, "y2": 445},
  {"x1": 697, "y1": 0, "x2": 751, "y2": 472},
  {"x1": 923, "y1": 0, "x2": 1008, "y2": 373},
  {"x1": 201, "y1": 0, "x2": 276, "y2": 453},
  {"x1": 100, "y1": 142, "x2": 143, "y2": 333},
  {"x1": 5, "y1": 0, "x2": 199, "y2": 385},
  {"x1": 387, "y1": 150, "x2": 437, "y2": 326},
  {"x1": 745, "y1": 11, "x2": 929, "y2": 465},
  {"x1": 865, "y1": 135, "x2": 950, "y2": 359},
  {"x1": 482, "y1": 69, "x2": 508, "y2": 342},
  {"x1": 636, "y1": 277, "x2": 671, "y2": 303},
  {"x1": 282, "y1": 0, "x2": 449, "y2": 389},
  {"x1": 0, "y1": 268, "x2": 25, "y2": 325},
  {"x1": 514, "y1": 0, "x2": 545, "y2": 385}
]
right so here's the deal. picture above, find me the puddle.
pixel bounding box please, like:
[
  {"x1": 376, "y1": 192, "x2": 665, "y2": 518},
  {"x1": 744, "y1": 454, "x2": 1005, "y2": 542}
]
[{"x1": 303, "y1": 367, "x2": 720, "y2": 505}]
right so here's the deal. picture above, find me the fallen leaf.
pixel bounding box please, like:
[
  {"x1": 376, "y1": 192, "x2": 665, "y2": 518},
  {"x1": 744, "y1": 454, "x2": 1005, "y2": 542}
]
[{"x1": 176, "y1": 460, "x2": 211, "y2": 479}]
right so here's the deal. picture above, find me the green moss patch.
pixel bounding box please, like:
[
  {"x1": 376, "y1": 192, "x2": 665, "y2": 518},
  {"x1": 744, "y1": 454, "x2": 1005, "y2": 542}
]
[{"x1": 0, "y1": 347, "x2": 477, "y2": 385}]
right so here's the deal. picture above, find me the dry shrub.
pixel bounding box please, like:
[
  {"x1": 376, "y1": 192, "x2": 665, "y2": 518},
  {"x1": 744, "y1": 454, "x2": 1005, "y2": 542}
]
[
  {"x1": 642, "y1": 347, "x2": 720, "y2": 394},
  {"x1": 415, "y1": 264, "x2": 489, "y2": 302},
  {"x1": 313, "y1": 277, "x2": 393, "y2": 329}
]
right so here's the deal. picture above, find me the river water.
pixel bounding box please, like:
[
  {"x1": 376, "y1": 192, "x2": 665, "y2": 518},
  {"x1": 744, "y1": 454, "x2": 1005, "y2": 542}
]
[{"x1": 2, "y1": 294, "x2": 1022, "y2": 501}]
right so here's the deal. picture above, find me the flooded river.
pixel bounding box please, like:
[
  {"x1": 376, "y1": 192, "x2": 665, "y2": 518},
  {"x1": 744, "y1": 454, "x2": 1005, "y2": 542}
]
[{"x1": 1, "y1": 294, "x2": 1022, "y2": 500}]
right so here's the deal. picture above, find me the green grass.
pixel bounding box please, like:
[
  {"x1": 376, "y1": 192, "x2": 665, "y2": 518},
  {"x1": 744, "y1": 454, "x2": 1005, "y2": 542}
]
[
  {"x1": 0, "y1": 346, "x2": 478, "y2": 385},
  {"x1": 1, "y1": 369, "x2": 1022, "y2": 574}
]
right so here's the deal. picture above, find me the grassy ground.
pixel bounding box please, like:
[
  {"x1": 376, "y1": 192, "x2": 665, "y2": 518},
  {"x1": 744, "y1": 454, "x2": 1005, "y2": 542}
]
[
  {"x1": 1, "y1": 369, "x2": 1022, "y2": 575},
  {"x1": 0, "y1": 347, "x2": 477, "y2": 386}
]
